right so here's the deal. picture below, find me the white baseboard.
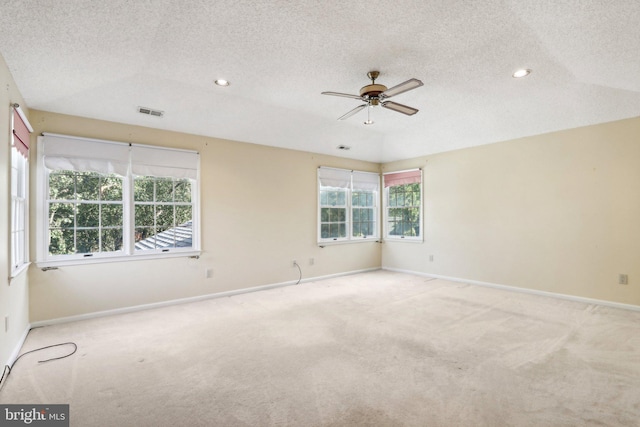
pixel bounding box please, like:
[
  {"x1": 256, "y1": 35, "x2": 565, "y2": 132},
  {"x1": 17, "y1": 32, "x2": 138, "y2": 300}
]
[
  {"x1": 31, "y1": 267, "x2": 380, "y2": 328},
  {"x1": 6, "y1": 325, "x2": 31, "y2": 367},
  {"x1": 383, "y1": 267, "x2": 640, "y2": 312}
]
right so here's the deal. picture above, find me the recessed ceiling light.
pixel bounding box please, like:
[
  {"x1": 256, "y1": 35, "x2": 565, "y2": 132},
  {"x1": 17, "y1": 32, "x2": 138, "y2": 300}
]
[
  {"x1": 512, "y1": 69, "x2": 532, "y2": 78},
  {"x1": 214, "y1": 79, "x2": 230, "y2": 86}
]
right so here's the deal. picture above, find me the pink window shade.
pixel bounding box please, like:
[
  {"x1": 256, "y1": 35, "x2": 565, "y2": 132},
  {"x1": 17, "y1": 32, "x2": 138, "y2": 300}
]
[
  {"x1": 383, "y1": 169, "x2": 421, "y2": 187},
  {"x1": 12, "y1": 109, "x2": 30, "y2": 158}
]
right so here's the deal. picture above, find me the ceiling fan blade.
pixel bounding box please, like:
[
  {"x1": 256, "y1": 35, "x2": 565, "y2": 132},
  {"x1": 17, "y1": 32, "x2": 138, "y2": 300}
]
[
  {"x1": 338, "y1": 104, "x2": 367, "y2": 120},
  {"x1": 381, "y1": 101, "x2": 419, "y2": 116},
  {"x1": 380, "y1": 78, "x2": 423, "y2": 99},
  {"x1": 322, "y1": 91, "x2": 363, "y2": 100}
]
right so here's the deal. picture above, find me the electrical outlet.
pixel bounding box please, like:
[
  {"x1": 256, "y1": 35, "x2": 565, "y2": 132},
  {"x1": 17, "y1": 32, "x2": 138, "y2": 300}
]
[
  {"x1": 292, "y1": 260, "x2": 297, "y2": 267},
  {"x1": 429, "y1": 254, "x2": 434, "y2": 262},
  {"x1": 309, "y1": 258, "x2": 315, "y2": 266},
  {"x1": 4, "y1": 316, "x2": 8, "y2": 333},
  {"x1": 205, "y1": 268, "x2": 214, "y2": 279},
  {"x1": 619, "y1": 274, "x2": 628, "y2": 285}
]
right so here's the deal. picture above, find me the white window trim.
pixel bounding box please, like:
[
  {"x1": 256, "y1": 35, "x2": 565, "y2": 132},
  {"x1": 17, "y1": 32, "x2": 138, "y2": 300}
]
[
  {"x1": 37, "y1": 250, "x2": 201, "y2": 269},
  {"x1": 382, "y1": 168, "x2": 424, "y2": 243},
  {"x1": 10, "y1": 149, "x2": 30, "y2": 276},
  {"x1": 10, "y1": 262, "x2": 31, "y2": 279},
  {"x1": 317, "y1": 167, "x2": 380, "y2": 245},
  {"x1": 35, "y1": 135, "x2": 201, "y2": 267},
  {"x1": 10, "y1": 106, "x2": 31, "y2": 278},
  {"x1": 318, "y1": 185, "x2": 349, "y2": 244}
]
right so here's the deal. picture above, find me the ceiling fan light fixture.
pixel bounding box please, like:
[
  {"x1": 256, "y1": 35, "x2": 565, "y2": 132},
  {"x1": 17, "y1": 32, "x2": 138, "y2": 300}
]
[
  {"x1": 512, "y1": 69, "x2": 532, "y2": 78},
  {"x1": 364, "y1": 104, "x2": 374, "y2": 125}
]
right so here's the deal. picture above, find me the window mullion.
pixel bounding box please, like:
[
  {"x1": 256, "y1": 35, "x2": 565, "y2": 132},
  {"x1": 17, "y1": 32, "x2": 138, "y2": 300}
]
[
  {"x1": 98, "y1": 179, "x2": 103, "y2": 253},
  {"x1": 123, "y1": 172, "x2": 134, "y2": 255},
  {"x1": 348, "y1": 176, "x2": 353, "y2": 239},
  {"x1": 153, "y1": 179, "x2": 157, "y2": 237}
]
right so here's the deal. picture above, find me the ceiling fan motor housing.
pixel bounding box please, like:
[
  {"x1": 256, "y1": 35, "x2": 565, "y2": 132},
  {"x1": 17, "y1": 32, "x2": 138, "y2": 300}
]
[{"x1": 359, "y1": 84, "x2": 387, "y2": 99}]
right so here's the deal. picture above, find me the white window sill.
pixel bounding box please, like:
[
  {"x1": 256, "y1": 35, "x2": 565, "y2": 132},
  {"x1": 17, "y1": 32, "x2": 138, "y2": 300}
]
[
  {"x1": 318, "y1": 238, "x2": 380, "y2": 247},
  {"x1": 36, "y1": 250, "x2": 201, "y2": 269},
  {"x1": 10, "y1": 262, "x2": 31, "y2": 280},
  {"x1": 383, "y1": 237, "x2": 423, "y2": 243}
]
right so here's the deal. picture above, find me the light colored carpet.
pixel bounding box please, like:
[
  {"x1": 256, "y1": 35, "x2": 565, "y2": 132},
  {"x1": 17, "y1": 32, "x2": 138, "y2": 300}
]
[{"x1": 1, "y1": 270, "x2": 639, "y2": 426}]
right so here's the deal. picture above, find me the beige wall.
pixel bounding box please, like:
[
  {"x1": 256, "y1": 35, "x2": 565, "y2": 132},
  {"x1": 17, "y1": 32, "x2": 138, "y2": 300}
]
[
  {"x1": 1, "y1": 54, "x2": 30, "y2": 364},
  {"x1": 382, "y1": 117, "x2": 640, "y2": 305},
  {"x1": 7, "y1": 59, "x2": 639, "y2": 327},
  {"x1": 28, "y1": 110, "x2": 381, "y2": 322}
]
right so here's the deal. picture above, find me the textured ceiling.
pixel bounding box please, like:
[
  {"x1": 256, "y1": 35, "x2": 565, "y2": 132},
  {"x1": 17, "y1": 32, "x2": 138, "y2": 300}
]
[{"x1": 1, "y1": 1, "x2": 639, "y2": 163}]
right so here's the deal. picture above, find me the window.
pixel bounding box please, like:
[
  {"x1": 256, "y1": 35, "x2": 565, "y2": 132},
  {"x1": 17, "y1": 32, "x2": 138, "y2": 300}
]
[
  {"x1": 48, "y1": 171, "x2": 124, "y2": 255},
  {"x1": 37, "y1": 133, "x2": 200, "y2": 266},
  {"x1": 352, "y1": 190, "x2": 375, "y2": 238},
  {"x1": 134, "y1": 176, "x2": 193, "y2": 250},
  {"x1": 351, "y1": 171, "x2": 378, "y2": 238},
  {"x1": 319, "y1": 187, "x2": 347, "y2": 239},
  {"x1": 318, "y1": 167, "x2": 379, "y2": 244},
  {"x1": 10, "y1": 106, "x2": 32, "y2": 276},
  {"x1": 383, "y1": 169, "x2": 422, "y2": 241}
]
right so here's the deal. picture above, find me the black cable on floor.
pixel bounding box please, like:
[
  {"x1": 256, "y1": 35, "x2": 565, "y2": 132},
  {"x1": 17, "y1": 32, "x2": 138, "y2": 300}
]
[
  {"x1": 0, "y1": 342, "x2": 77, "y2": 391},
  {"x1": 0, "y1": 365, "x2": 9, "y2": 390},
  {"x1": 294, "y1": 261, "x2": 302, "y2": 285}
]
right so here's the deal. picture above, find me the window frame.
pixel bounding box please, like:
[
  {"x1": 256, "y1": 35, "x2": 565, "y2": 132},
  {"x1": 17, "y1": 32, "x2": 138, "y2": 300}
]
[
  {"x1": 10, "y1": 106, "x2": 31, "y2": 278},
  {"x1": 317, "y1": 167, "x2": 380, "y2": 245},
  {"x1": 46, "y1": 170, "x2": 127, "y2": 261},
  {"x1": 133, "y1": 175, "x2": 195, "y2": 253},
  {"x1": 351, "y1": 189, "x2": 377, "y2": 240},
  {"x1": 383, "y1": 168, "x2": 423, "y2": 242},
  {"x1": 318, "y1": 186, "x2": 348, "y2": 242},
  {"x1": 36, "y1": 135, "x2": 201, "y2": 267}
]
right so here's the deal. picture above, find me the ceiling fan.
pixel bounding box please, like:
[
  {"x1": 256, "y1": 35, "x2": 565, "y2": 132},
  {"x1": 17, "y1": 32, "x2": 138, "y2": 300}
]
[{"x1": 322, "y1": 71, "x2": 423, "y2": 124}]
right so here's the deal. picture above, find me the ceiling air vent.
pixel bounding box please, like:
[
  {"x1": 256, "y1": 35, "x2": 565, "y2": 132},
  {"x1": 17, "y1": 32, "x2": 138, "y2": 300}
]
[{"x1": 138, "y1": 106, "x2": 164, "y2": 117}]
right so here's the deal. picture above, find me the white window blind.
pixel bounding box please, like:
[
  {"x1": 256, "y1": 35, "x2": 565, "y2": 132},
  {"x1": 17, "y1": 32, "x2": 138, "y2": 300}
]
[
  {"x1": 42, "y1": 133, "x2": 199, "y2": 179},
  {"x1": 42, "y1": 133, "x2": 130, "y2": 176},
  {"x1": 352, "y1": 170, "x2": 380, "y2": 191},
  {"x1": 318, "y1": 167, "x2": 351, "y2": 189},
  {"x1": 131, "y1": 145, "x2": 198, "y2": 179}
]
